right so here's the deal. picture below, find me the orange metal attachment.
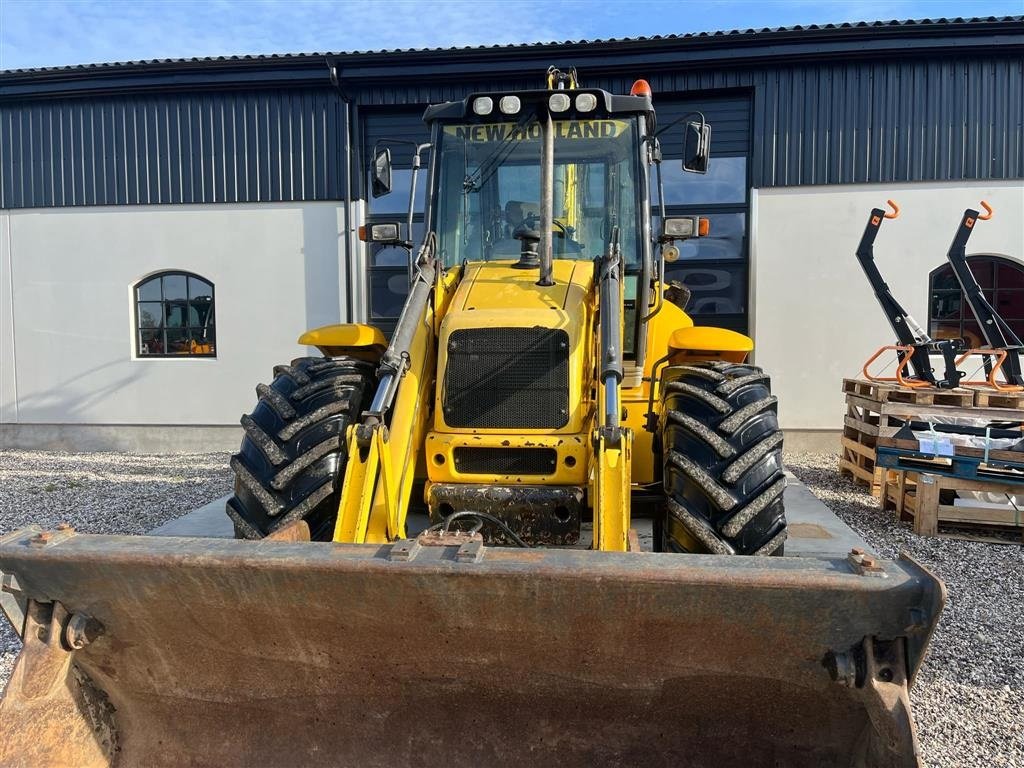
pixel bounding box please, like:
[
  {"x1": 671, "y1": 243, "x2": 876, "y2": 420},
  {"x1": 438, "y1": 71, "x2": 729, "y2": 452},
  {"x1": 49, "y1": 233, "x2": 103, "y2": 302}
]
[
  {"x1": 883, "y1": 199, "x2": 900, "y2": 219},
  {"x1": 953, "y1": 348, "x2": 1023, "y2": 391},
  {"x1": 978, "y1": 200, "x2": 993, "y2": 220},
  {"x1": 860, "y1": 345, "x2": 931, "y2": 388}
]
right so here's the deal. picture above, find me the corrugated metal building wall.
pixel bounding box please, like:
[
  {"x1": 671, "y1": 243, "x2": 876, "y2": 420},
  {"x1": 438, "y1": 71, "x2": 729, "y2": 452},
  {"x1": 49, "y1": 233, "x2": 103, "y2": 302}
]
[
  {"x1": 1, "y1": 18, "x2": 1021, "y2": 209},
  {"x1": 0, "y1": 89, "x2": 346, "y2": 209},
  {"x1": 349, "y1": 55, "x2": 1024, "y2": 188},
  {"x1": 752, "y1": 57, "x2": 1024, "y2": 185}
]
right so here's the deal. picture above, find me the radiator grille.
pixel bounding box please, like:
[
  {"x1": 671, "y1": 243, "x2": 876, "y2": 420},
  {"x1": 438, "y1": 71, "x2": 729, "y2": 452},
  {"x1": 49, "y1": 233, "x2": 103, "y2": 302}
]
[
  {"x1": 443, "y1": 327, "x2": 570, "y2": 429},
  {"x1": 453, "y1": 447, "x2": 558, "y2": 475}
]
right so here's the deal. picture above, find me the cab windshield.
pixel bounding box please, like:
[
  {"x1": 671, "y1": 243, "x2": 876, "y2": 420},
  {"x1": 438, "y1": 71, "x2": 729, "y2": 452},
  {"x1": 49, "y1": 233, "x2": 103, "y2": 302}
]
[{"x1": 433, "y1": 116, "x2": 642, "y2": 268}]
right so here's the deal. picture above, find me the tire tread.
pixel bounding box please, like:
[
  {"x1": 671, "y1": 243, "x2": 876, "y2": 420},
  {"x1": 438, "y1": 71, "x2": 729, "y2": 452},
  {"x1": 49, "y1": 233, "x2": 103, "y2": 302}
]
[
  {"x1": 660, "y1": 361, "x2": 787, "y2": 556},
  {"x1": 227, "y1": 356, "x2": 376, "y2": 540}
]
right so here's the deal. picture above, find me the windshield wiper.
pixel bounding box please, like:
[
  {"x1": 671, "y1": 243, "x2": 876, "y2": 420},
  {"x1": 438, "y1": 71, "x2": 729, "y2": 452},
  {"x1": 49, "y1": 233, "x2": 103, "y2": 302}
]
[{"x1": 462, "y1": 108, "x2": 538, "y2": 193}]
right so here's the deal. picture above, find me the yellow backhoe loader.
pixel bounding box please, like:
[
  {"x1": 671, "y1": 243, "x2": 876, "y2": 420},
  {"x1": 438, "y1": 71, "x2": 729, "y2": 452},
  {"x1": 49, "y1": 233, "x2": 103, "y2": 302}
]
[{"x1": 0, "y1": 71, "x2": 944, "y2": 767}]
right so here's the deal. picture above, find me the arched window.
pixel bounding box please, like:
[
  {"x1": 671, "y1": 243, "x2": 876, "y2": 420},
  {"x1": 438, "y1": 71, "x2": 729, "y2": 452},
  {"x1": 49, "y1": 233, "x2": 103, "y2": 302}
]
[
  {"x1": 929, "y1": 255, "x2": 1024, "y2": 348},
  {"x1": 134, "y1": 271, "x2": 216, "y2": 357}
]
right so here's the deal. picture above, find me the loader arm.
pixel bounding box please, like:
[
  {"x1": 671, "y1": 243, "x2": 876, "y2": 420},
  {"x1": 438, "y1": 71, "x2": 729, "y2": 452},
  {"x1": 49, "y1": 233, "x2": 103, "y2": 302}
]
[
  {"x1": 593, "y1": 229, "x2": 632, "y2": 551},
  {"x1": 333, "y1": 253, "x2": 454, "y2": 543}
]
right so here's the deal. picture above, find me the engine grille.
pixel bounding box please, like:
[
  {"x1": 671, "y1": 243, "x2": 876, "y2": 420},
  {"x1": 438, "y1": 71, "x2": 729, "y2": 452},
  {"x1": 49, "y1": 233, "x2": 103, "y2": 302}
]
[
  {"x1": 443, "y1": 327, "x2": 570, "y2": 429},
  {"x1": 453, "y1": 447, "x2": 558, "y2": 475}
]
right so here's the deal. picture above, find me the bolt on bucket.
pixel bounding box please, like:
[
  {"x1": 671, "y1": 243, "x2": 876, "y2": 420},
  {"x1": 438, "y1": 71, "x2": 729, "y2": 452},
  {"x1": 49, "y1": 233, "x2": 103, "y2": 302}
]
[{"x1": 0, "y1": 528, "x2": 943, "y2": 768}]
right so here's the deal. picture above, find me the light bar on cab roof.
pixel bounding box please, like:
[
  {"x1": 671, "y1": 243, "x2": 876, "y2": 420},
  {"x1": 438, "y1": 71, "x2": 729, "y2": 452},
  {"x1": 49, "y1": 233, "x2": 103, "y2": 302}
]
[
  {"x1": 575, "y1": 93, "x2": 597, "y2": 112},
  {"x1": 549, "y1": 93, "x2": 571, "y2": 113},
  {"x1": 499, "y1": 96, "x2": 521, "y2": 115}
]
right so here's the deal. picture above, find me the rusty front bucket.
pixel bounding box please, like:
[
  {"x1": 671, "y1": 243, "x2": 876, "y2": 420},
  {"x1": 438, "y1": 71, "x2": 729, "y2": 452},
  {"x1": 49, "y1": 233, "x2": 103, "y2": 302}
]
[{"x1": 0, "y1": 528, "x2": 943, "y2": 768}]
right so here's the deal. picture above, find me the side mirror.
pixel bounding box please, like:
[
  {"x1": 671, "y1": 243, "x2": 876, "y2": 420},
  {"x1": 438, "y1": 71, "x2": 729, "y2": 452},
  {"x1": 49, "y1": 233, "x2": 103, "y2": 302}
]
[
  {"x1": 371, "y1": 147, "x2": 393, "y2": 198},
  {"x1": 682, "y1": 121, "x2": 711, "y2": 174}
]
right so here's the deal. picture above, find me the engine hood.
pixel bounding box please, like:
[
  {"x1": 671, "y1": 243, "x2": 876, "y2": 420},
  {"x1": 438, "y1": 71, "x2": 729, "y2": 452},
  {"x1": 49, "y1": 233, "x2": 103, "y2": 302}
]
[{"x1": 450, "y1": 259, "x2": 594, "y2": 320}]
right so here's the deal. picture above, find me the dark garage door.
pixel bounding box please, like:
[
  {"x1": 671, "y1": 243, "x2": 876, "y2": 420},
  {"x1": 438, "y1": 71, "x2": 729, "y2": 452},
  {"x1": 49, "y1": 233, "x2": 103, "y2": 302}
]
[{"x1": 359, "y1": 93, "x2": 752, "y2": 335}]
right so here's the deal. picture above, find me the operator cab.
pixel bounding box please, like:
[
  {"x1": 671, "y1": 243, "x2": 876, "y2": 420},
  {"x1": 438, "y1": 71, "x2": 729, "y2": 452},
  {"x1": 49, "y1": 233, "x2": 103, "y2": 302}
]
[
  {"x1": 421, "y1": 87, "x2": 650, "y2": 273},
  {"x1": 371, "y1": 84, "x2": 657, "y2": 363},
  {"x1": 366, "y1": 73, "x2": 711, "y2": 371},
  {"x1": 426, "y1": 96, "x2": 646, "y2": 271}
]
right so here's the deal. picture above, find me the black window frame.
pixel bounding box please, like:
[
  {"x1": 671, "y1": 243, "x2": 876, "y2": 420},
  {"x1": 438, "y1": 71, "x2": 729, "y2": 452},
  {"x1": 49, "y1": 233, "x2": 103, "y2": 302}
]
[
  {"x1": 134, "y1": 270, "x2": 217, "y2": 358},
  {"x1": 651, "y1": 93, "x2": 752, "y2": 334},
  {"x1": 655, "y1": 151, "x2": 751, "y2": 334},
  {"x1": 928, "y1": 254, "x2": 1024, "y2": 346}
]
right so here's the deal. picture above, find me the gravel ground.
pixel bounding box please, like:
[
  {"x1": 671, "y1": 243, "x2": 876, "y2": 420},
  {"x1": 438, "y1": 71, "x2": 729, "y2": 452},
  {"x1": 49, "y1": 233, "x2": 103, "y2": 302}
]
[{"x1": 0, "y1": 448, "x2": 1021, "y2": 766}]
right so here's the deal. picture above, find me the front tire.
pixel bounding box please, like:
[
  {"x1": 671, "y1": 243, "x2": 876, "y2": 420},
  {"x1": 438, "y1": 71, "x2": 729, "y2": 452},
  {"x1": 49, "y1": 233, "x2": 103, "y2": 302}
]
[
  {"x1": 226, "y1": 356, "x2": 377, "y2": 541},
  {"x1": 659, "y1": 361, "x2": 787, "y2": 555}
]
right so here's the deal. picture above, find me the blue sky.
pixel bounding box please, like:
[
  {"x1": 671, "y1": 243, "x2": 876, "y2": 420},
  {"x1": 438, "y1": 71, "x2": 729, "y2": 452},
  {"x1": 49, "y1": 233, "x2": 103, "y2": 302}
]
[{"x1": 1, "y1": 0, "x2": 1021, "y2": 71}]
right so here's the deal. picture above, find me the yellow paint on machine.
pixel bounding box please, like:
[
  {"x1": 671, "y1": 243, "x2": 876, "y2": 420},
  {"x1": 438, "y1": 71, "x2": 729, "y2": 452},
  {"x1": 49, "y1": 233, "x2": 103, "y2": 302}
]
[
  {"x1": 425, "y1": 432, "x2": 588, "y2": 486},
  {"x1": 334, "y1": 287, "x2": 440, "y2": 544},
  {"x1": 592, "y1": 429, "x2": 632, "y2": 552},
  {"x1": 334, "y1": 256, "x2": 752, "y2": 546},
  {"x1": 298, "y1": 323, "x2": 388, "y2": 360}
]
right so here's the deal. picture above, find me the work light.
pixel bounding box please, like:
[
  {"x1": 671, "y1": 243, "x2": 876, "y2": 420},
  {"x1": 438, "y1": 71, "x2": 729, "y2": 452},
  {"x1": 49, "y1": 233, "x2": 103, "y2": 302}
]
[
  {"x1": 358, "y1": 223, "x2": 402, "y2": 243},
  {"x1": 575, "y1": 93, "x2": 597, "y2": 112},
  {"x1": 472, "y1": 97, "x2": 493, "y2": 116},
  {"x1": 548, "y1": 93, "x2": 571, "y2": 112},
  {"x1": 499, "y1": 96, "x2": 521, "y2": 115}
]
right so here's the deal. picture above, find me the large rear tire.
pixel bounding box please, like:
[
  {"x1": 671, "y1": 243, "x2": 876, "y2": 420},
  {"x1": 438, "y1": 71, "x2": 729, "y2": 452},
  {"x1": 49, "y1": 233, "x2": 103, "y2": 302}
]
[
  {"x1": 226, "y1": 356, "x2": 377, "y2": 541},
  {"x1": 659, "y1": 361, "x2": 787, "y2": 555}
]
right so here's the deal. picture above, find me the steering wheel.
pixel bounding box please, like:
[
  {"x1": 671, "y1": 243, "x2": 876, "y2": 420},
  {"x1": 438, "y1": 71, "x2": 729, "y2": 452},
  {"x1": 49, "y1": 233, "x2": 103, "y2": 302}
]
[{"x1": 517, "y1": 213, "x2": 582, "y2": 253}]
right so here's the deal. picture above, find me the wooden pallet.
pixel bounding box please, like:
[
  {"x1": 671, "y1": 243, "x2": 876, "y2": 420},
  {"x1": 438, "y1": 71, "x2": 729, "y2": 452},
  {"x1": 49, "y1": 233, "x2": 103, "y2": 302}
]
[
  {"x1": 969, "y1": 387, "x2": 1024, "y2": 409},
  {"x1": 844, "y1": 394, "x2": 1024, "y2": 437},
  {"x1": 842, "y1": 378, "x2": 975, "y2": 407},
  {"x1": 881, "y1": 469, "x2": 1024, "y2": 541},
  {"x1": 839, "y1": 378, "x2": 1024, "y2": 497},
  {"x1": 839, "y1": 446, "x2": 884, "y2": 496},
  {"x1": 839, "y1": 416, "x2": 884, "y2": 496}
]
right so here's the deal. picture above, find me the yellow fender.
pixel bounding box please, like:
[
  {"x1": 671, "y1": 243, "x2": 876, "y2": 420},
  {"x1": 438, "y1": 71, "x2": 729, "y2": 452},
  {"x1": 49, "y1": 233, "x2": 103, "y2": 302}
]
[
  {"x1": 298, "y1": 324, "x2": 388, "y2": 361},
  {"x1": 668, "y1": 326, "x2": 753, "y2": 364}
]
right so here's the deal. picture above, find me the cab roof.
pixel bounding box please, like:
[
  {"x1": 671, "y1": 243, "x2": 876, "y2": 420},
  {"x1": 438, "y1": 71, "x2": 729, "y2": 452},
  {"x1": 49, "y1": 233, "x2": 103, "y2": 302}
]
[{"x1": 422, "y1": 89, "x2": 653, "y2": 123}]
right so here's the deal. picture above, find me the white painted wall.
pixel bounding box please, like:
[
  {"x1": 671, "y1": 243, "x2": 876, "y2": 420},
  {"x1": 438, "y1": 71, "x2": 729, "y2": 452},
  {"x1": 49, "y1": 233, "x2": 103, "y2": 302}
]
[
  {"x1": 1, "y1": 213, "x2": 17, "y2": 423},
  {"x1": 3, "y1": 185, "x2": 1022, "y2": 440},
  {"x1": 0, "y1": 202, "x2": 348, "y2": 426},
  {"x1": 752, "y1": 180, "x2": 1024, "y2": 430}
]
